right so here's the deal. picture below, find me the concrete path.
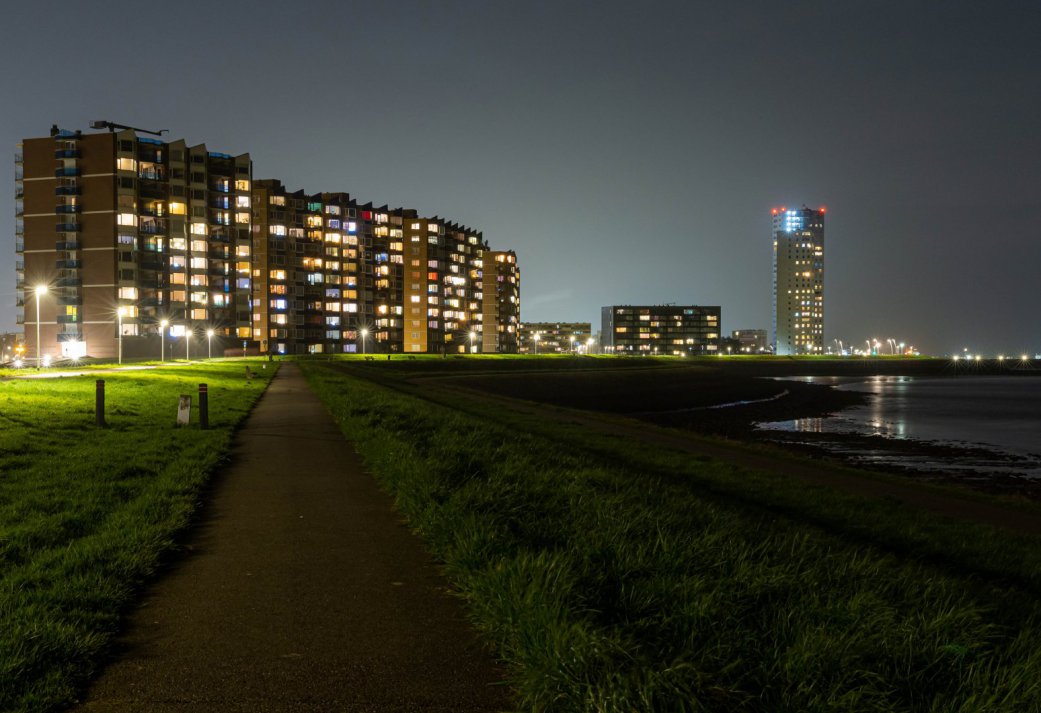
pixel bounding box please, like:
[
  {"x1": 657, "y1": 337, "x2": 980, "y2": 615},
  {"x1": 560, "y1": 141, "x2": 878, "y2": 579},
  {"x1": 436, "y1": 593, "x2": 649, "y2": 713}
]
[{"x1": 74, "y1": 364, "x2": 510, "y2": 712}]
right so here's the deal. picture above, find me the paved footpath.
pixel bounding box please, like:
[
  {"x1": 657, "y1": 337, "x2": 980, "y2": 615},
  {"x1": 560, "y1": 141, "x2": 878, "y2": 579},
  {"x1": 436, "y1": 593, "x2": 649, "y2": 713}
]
[{"x1": 75, "y1": 364, "x2": 510, "y2": 712}]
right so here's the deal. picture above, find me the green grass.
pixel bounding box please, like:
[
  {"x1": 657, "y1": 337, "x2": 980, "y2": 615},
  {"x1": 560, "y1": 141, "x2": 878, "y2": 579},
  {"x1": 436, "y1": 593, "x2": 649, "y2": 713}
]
[
  {"x1": 301, "y1": 361, "x2": 1041, "y2": 712},
  {"x1": 0, "y1": 361, "x2": 275, "y2": 712}
]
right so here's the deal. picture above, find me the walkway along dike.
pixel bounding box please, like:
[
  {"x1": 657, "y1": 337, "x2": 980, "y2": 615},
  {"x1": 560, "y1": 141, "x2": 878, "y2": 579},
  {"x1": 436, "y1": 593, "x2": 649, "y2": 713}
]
[{"x1": 74, "y1": 363, "x2": 509, "y2": 712}]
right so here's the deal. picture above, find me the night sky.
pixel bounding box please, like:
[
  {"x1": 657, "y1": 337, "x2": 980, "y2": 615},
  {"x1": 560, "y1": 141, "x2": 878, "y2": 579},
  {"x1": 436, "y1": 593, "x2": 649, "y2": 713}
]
[{"x1": 2, "y1": 1, "x2": 1039, "y2": 355}]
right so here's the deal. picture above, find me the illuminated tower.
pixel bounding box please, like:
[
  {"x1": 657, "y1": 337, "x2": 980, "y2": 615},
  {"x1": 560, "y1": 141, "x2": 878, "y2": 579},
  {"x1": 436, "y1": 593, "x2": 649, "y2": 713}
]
[{"x1": 772, "y1": 206, "x2": 824, "y2": 355}]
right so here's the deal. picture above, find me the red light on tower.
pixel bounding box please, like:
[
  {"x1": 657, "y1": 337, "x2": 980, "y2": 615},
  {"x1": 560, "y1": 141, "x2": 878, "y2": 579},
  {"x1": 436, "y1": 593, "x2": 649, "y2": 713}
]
[
  {"x1": 771, "y1": 208, "x2": 778, "y2": 215},
  {"x1": 819, "y1": 206, "x2": 826, "y2": 214}
]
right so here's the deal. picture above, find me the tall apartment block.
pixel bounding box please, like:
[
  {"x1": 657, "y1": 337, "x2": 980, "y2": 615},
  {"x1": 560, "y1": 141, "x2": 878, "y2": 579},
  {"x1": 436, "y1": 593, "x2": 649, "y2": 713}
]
[
  {"x1": 16, "y1": 124, "x2": 252, "y2": 361},
  {"x1": 601, "y1": 305, "x2": 720, "y2": 355},
  {"x1": 517, "y1": 322, "x2": 591, "y2": 354},
  {"x1": 16, "y1": 123, "x2": 520, "y2": 358},
  {"x1": 480, "y1": 251, "x2": 520, "y2": 353},
  {"x1": 772, "y1": 206, "x2": 824, "y2": 355},
  {"x1": 251, "y1": 183, "x2": 491, "y2": 355}
]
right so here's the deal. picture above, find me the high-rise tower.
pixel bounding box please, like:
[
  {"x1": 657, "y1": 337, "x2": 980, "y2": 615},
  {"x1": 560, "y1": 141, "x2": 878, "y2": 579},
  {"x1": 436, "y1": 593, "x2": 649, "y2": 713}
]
[{"x1": 772, "y1": 206, "x2": 824, "y2": 355}]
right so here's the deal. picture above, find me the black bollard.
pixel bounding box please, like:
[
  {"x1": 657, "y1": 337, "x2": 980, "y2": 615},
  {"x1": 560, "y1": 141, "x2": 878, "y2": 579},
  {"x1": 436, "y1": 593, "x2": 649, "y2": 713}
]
[
  {"x1": 96, "y1": 380, "x2": 105, "y2": 426},
  {"x1": 199, "y1": 383, "x2": 209, "y2": 429}
]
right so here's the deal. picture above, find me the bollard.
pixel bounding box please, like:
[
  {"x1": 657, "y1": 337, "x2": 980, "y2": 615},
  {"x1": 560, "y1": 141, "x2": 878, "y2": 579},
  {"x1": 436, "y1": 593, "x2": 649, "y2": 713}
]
[
  {"x1": 199, "y1": 383, "x2": 209, "y2": 430},
  {"x1": 95, "y1": 379, "x2": 105, "y2": 426}
]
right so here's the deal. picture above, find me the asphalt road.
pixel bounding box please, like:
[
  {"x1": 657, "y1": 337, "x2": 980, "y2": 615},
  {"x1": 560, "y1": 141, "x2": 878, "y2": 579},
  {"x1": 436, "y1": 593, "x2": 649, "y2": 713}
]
[{"x1": 73, "y1": 363, "x2": 510, "y2": 712}]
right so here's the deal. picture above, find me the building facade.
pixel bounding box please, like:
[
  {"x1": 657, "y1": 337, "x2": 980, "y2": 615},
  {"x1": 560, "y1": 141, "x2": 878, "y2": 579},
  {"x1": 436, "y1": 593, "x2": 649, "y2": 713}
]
[
  {"x1": 480, "y1": 251, "x2": 520, "y2": 353},
  {"x1": 16, "y1": 124, "x2": 519, "y2": 359},
  {"x1": 772, "y1": 206, "x2": 824, "y2": 355},
  {"x1": 17, "y1": 124, "x2": 252, "y2": 361},
  {"x1": 601, "y1": 305, "x2": 720, "y2": 355},
  {"x1": 731, "y1": 328, "x2": 769, "y2": 353},
  {"x1": 518, "y1": 322, "x2": 591, "y2": 354}
]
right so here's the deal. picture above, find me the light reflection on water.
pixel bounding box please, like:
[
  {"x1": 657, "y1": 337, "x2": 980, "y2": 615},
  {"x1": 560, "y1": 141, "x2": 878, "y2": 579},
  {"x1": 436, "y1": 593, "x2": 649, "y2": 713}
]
[{"x1": 758, "y1": 375, "x2": 1041, "y2": 477}]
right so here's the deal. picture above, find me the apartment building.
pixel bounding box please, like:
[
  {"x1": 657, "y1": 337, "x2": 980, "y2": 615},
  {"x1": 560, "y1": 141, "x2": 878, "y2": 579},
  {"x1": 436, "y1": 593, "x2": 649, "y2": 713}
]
[
  {"x1": 773, "y1": 206, "x2": 825, "y2": 355},
  {"x1": 16, "y1": 123, "x2": 519, "y2": 358},
  {"x1": 517, "y1": 322, "x2": 591, "y2": 354},
  {"x1": 16, "y1": 123, "x2": 252, "y2": 361},
  {"x1": 601, "y1": 305, "x2": 721, "y2": 355},
  {"x1": 480, "y1": 251, "x2": 520, "y2": 353}
]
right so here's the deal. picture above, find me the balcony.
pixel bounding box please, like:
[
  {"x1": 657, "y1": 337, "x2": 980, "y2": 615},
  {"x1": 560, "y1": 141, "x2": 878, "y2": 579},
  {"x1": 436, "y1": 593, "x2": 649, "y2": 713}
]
[
  {"x1": 56, "y1": 314, "x2": 79, "y2": 324},
  {"x1": 56, "y1": 259, "x2": 82, "y2": 269},
  {"x1": 55, "y1": 167, "x2": 81, "y2": 178},
  {"x1": 140, "y1": 218, "x2": 168, "y2": 235},
  {"x1": 55, "y1": 204, "x2": 81, "y2": 214},
  {"x1": 55, "y1": 185, "x2": 81, "y2": 196},
  {"x1": 55, "y1": 222, "x2": 82, "y2": 232},
  {"x1": 54, "y1": 149, "x2": 81, "y2": 159},
  {"x1": 55, "y1": 240, "x2": 81, "y2": 251},
  {"x1": 138, "y1": 167, "x2": 167, "y2": 181},
  {"x1": 57, "y1": 294, "x2": 83, "y2": 306}
]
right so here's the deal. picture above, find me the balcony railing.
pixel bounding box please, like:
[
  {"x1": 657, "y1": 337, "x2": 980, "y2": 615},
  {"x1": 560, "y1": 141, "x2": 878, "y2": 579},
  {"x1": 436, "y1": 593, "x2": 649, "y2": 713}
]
[
  {"x1": 56, "y1": 314, "x2": 79, "y2": 324},
  {"x1": 54, "y1": 149, "x2": 81, "y2": 159},
  {"x1": 55, "y1": 277, "x2": 81, "y2": 288},
  {"x1": 55, "y1": 167, "x2": 81, "y2": 177},
  {"x1": 56, "y1": 259, "x2": 82, "y2": 269},
  {"x1": 55, "y1": 222, "x2": 82, "y2": 232},
  {"x1": 57, "y1": 294, "x2": 83, "y2": 306},
  {"x1": 55, "y1": 204, "x2": 81, "y2": 214},
  {"x1": 55, "y1": 185, "x2": 81, "y2": 196},
  {"x1": 55, "y1": 240, "x2": 81, "y2": 251}
]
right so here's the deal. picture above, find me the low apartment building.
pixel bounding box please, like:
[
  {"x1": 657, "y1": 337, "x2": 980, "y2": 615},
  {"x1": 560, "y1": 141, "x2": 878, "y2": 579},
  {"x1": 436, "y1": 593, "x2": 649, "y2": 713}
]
[
  {"x1": 601, "y1": 305, "x2": 721, "y2": 355},
  {"x1": 518, "y1": 322, "x2": 591, "y2": 354}
]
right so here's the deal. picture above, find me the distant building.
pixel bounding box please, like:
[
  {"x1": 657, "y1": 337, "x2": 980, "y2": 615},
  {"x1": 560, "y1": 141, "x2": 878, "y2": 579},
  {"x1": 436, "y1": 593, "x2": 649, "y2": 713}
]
[
  {"x1": 480, "y1": 251, "x2": 520, "y2": 353},
  {"x1": 518, "y1": 322, "x2": 591, "y2": 354},
  {"x1": 601, "y1": 305, "x2": 720, "y2": 355},
  {"x1": 773, "y1": 206, "x2": 824, "y2": 355},
  {"x1": 732, "y1": 329, "x2": 768, "y2": 353},
  {"x1": 0, "y1": 332, "x2": 23, "y2": 363}
]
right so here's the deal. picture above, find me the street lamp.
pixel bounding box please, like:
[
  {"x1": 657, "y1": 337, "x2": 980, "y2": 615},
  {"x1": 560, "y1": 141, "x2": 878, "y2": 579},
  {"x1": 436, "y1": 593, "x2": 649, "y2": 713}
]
[
  {"x1": 160, "y1": 319, "x2": 168, "y2": 362},
  {"x1": 185, "y1": 322, "x2": 191, "y2": 361},
  {"x1": 33, "y1": 285, "x2": 47, "y2": 369},
  {"x1": 360, "y1": 327, "x2": 368, "y2": 355},
  {"x1": 469, "y1": 330, "x2": 476, "y2": 354},
  {"x1": 207, "y1": 329, "x2": 215, "y2": 359},
  {"x1": 586, "y1": 337, "x2": 594, "y2": 355},
  {"x1": 117, "y1": 306, "x2": 127, "y2": 365},
  {"x1": 569, "y1": 335, "x2": 576, "y2": 354},
  {"x1": 533, "y1": 332, "x2": 540, "y2": 355}
]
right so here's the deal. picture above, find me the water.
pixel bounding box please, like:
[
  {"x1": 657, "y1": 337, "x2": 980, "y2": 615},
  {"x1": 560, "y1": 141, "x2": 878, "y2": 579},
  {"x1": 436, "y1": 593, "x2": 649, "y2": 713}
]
[{"x1": 758, "y1": 376, "x2": 1041, "y2": 477}]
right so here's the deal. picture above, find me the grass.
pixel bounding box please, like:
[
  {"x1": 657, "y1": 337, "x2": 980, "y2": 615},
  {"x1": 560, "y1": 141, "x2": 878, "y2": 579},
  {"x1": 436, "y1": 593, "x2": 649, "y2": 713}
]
[
  {"x1": 301, "y1": 361, "x2": 1041, "y2": 712},
  {"x1": 0, "y1": 360, "x2": 275, "y2": 712}
]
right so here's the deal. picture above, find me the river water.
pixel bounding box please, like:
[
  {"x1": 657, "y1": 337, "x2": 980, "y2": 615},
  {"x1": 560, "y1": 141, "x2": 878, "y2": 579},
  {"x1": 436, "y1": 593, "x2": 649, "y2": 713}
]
[{"x1": 757, "y1": 376, "x2": 1041, "y2": 477}]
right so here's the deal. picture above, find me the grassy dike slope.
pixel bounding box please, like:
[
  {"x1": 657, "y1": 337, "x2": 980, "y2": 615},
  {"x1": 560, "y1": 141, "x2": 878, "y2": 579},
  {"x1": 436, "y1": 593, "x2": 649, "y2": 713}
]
[
  {"x1": 0, "y1": 361, "x2": 275, "y2": 712},
  {"x1": 303, "y1": 361, "x2": 1041, "y2": 713}
]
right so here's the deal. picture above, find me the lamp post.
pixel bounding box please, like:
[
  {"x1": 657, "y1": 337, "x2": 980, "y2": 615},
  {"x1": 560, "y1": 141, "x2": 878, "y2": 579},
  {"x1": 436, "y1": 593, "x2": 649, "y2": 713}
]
[
  {"x1": 533, "y1": 332, "x2": 539, "y2": 355},
  {"x1": 185, "y1": 322, "x2": 190, "y2": 361},
  {"x1": 33, "y1": 285, "x2": 47, "y2": 369},
  {"x1": 160, "y1": 319, "x2": 168, "y2": 362},
  {"x1": 117, "y1": 306, "x2": 127, "y2": 365},
  {"x1": 360, "y1": 327, "x2": 368, "y2": 355},
  {"x1": 569, "y1": 335, "x2": 576, "y2": 354},
  {"x1": 469, "y1": 330, "x2": 476, "y2": 354},
  {"x1": 207, "y1": 329, "x2": 215, "y2": 359},
  {"x1": 587, "y1": 337, "x2": 595, "y2": 355}
]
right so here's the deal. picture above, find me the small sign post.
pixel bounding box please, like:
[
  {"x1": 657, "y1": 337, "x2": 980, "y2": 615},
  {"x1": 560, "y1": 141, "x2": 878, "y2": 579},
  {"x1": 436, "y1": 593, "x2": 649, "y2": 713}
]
[{"x1": 177, "y1": 394, "x2": 192, "y2": 426}]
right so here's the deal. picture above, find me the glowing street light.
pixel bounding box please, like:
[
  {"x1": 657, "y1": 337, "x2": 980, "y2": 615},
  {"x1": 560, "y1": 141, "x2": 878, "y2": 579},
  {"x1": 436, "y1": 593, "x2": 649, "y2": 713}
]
[
  {"x1": 569, "y1": 335, "x2": 576, "y2": 354},
  {"x1": 160, "y1": 319, "x2": 168, "y2": 362},
  {"x1": 469, "y1": 330, "x2": 476, "y2": 354},
  {"x1": 207, "y1": 329, "x2": 215, "y2": 359},
  {"x1": 33, "y1": 285, "x2": 47, "y2": 369},
  {"x1": 586, "y1": 337, "x2": 595, "y2": 355},
  {"x1": 533, "y1": 332, "x2": 540, "y2": 355},
  {"x1": 117, "y1": 306, "x2": 128, "y2": 365},
  {"x1": 185, "y1": 322, "x2": 191, "y2": 361},
  {"x1": 360, "y1": 327, "x2": 368, "y2": 355}
]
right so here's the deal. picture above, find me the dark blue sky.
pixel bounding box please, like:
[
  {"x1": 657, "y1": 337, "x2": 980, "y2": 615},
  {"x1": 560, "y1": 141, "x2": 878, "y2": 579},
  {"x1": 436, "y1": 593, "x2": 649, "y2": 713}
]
[{"x1": 3, "y1": 1, "x2": 1039, "y2": 355}]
